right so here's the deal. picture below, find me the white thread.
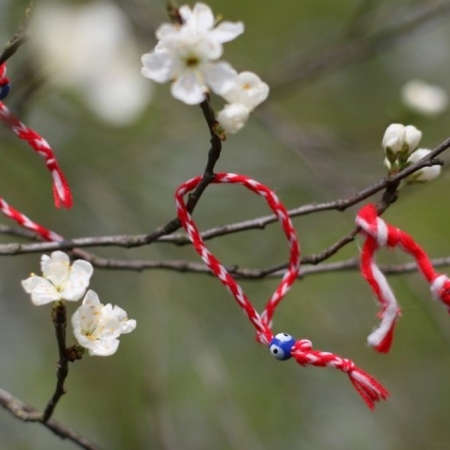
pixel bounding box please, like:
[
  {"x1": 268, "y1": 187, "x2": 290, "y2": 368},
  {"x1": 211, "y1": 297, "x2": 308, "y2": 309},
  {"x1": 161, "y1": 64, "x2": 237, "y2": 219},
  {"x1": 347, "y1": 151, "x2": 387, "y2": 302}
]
[
  {"x1": 367, "y1": 261, "x2": 399, "y2": 348},
  {"x1": 375, "y1": 217, "x2": 388, "y2": 247},
  {"x1": 430, "y1": 274, "x2": 448, "y2": 301}
]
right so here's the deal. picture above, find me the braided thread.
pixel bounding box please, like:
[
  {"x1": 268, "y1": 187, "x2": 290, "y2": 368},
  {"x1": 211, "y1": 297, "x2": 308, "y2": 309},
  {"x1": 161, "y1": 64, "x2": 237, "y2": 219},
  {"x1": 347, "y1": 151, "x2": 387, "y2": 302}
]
[
  {"x1": 0, "y1": 197, "x2": 62, "y2": 241},
  {"x1": 0, "y1": 64, "x2": 73, "y2": 209},
  {"x1": 357, "y1": 203, "x2": 450, "y2": 353},
  {"x1": 176, "y1": 174, "x2": 388, "y2": 409},
  {"x1": 292, "y1": 339, "x2": 389, "y2": 410},
  {"x1": 176, "y1": 173, "x2": 300, "y2": 344}
]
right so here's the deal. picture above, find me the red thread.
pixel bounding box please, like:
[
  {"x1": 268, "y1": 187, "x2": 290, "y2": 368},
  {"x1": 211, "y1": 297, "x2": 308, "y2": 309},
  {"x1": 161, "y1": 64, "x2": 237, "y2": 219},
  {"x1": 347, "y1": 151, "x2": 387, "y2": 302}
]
[
  {"x1": 0, "y1": 197, "x2": 62, "y2": 241},
  {"x1": 0, "y1": 63, "x2": 10, "y2": 98},
  {"x1": 357, "y1": 204, "x2": 450, "y2": 352},
  {"x1": 0, "y1": 64, "x2": 73, "y2": 209},
  {"x1": 176, "y1": 173, "x2": 388, "y2": 409},
  {"x1": 291, "y1": 340, "x2": 389, "y2": 410}
]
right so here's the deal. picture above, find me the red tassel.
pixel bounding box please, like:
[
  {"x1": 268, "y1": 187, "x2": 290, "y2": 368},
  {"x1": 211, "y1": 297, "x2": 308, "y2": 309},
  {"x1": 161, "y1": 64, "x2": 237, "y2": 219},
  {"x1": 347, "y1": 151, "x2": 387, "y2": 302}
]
[{"x1": 291, "y1": 339, "x2": 388, "y2": 409}]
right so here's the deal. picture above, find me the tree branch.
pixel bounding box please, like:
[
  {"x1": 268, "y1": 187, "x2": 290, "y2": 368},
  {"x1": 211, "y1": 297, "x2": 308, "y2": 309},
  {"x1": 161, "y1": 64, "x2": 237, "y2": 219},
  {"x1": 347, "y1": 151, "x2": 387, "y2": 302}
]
[
  {"x1": 42, "y1": 302, "x2": 70, "y2": 422},
  {"x1": 0, "y1": 137, "x2": 446, "y2": 256},
  {"x1": 20, "y1": 255, "x2": 448, "y2": 281},
  {"x1": 0, "y1": 388, "x2": 101, "y2": 450}
]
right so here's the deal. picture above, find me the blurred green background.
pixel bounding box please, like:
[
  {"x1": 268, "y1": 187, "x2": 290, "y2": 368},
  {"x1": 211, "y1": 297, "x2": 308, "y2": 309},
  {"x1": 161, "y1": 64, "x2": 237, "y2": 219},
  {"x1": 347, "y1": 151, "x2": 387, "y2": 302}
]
[{"x1": 2, "y1": 0, "x2": 450, "y2": 449}]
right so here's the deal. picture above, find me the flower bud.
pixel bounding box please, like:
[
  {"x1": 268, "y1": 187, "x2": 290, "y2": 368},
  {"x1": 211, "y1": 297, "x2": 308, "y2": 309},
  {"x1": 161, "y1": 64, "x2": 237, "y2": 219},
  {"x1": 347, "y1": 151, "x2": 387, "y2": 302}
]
[
  {"x1": 407, "y1": 148, "x2": 441, "y2": 183},
  {"x1": 218, "y1": 103, "x2": 250, "y2": 134},
  {"x1": 382, "y1": 124, "x2": 422, "y2": 171},
  {"x1": 382, "y1": 124, "x2": 405, "y2": 155},
  {"x1": 404, "y1": 125, "x2": 422, "y2": 153},
  {"x1": 222, "y1": 71, "x2": 269, "y2": 111}
]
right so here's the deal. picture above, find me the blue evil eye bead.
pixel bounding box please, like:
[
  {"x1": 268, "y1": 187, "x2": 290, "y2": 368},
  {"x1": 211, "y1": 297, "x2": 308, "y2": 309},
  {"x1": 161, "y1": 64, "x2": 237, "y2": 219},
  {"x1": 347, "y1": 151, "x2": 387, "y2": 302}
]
[
  {"x1": 0, "y1": 82, "x2": 10, "y2": 100},
  {"x1": 269, "y1": 332, "x2": 296, "y2": 360}
]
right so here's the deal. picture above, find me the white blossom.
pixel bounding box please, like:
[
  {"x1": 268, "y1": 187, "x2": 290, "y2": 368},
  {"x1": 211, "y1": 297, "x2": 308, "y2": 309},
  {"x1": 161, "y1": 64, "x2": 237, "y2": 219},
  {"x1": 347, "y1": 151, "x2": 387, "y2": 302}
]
[
  {"x1": 407, "y1": 149, "x2": 441, "y2": 183},
  {"x1": 217, "y1": 72, "x2": 269, "y2": 134},
  {"x1": 382, "y1": 124, "x2": 422, "y2": 156},
  {"x1": 217, "y1": 103, "x2": 250, "y2": 134},
  {"x1": 22, "y1": 251, "x2": 93, "y2": 306},
  {"x1": 32, "y1": 2, "x2": 152, "y2": 125},
  {"x1": 72, "y1": 290, "x2": 136, "y2": 356},
  {"x1": 222, "y1": 72, "x2": 269, "y2": 110},
  {"x1": 401, "y1": 80, "x2": 448, "y2": 117},
  {"x1": 141, "y1": 3, "x2": 243, "y2": 104}
]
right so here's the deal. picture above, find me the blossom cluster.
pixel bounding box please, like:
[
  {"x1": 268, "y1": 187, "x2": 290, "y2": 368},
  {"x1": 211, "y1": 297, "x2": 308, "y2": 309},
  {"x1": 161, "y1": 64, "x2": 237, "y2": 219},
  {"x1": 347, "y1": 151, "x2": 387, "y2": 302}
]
[
  {"x1": 32, "y1": 2, "x2": 152, "y2": 125},
  {"x1": 22, "y1": 251, "x2": 136, "y2": 356},
  {"x1": 381, "y1": 123, "x2": 441, "y2": 182},
  {"x1": 141, "y1": 2, "x2": 269, "y2": 134}
]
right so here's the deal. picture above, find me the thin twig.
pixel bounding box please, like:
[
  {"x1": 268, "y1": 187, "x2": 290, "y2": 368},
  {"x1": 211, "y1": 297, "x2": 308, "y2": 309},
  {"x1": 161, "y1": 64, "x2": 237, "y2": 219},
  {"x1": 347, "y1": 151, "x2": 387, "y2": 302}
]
[
  {"x1": 136, "y1": 96, "x2": 222, "y2": 243},
  {"x1": 19, "y1": 254, "x2": 448, "y2": 280},
  {"x1": 0, "y1": 388, "x2": 101, "y2": 450},
  {"x1": 42, "y1": 302, "x2": 70, "y2": 422},
  {"x1": 0, "y1": 1, "x2": 33, "y2": 65}
]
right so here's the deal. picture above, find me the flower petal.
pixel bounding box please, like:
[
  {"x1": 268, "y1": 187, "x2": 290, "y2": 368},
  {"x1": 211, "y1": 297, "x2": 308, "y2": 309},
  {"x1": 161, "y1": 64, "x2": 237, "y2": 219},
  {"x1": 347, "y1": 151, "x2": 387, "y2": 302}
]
[
  {"x1": 203, "y1": 62, "x2": 237, "y2": 95},
  {"x1": 181, "y1": 3, "x2": 214, "y2": 33},
  {"x1": 81, "y1": 289, "x2": 102, "y2": 308},
  {"x1": 171, "y1": 71, "x2": 206, "y2": 104},
  {"x1": 141, "y1": 52, "x2": 174, "y2": 83},
  {"x1": 41, "y1": 251, "x2": 70, "y2": 288},
  {"x1": 210, "y1": 21, "x2": 244, "y2": 43},
  {"x1": 21, "y1": 276, "x2": 61, "y2": 305},
  {"x1": 120, "y1": 318, "x2": 137, "y2": 334},
  {"x1": 61, "y1": 259, "x2": 94, "y2": 301},
  {"x1": 155, "y1": 23, "x2": 179, "y2": 42},
  {"x1": 86, "y1": 338, "x2": 120, "y2": 356}
]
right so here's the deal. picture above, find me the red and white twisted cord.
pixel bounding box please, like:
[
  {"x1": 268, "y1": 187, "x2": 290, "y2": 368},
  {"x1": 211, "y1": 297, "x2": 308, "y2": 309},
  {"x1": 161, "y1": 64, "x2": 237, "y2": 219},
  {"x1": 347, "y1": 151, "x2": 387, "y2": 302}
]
[
  {"x1": 292, "y1": 340, "x2": 388, "y2": 409},
  {"x1": 356, "y1": 203, "x2": 450, "y2": 353},
  {"x1": 0, "y1": 197, "x2": 62, "y2": 242},
  {"x1": 176, "y1": 173, "x2": 284, "y2": 344},
  {"x1": 176, "y1": 173, "x2": 388, "y2": 409},
  {"x1": 0, "y1": 63, "x2": 73, "y2": 209}
]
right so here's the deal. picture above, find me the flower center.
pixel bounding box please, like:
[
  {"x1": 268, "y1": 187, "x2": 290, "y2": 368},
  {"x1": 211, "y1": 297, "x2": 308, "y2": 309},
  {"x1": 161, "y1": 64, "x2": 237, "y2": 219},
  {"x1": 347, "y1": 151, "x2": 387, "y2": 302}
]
[{"x1": 185, "y1": 56, "x2": 200, "y2": 68}]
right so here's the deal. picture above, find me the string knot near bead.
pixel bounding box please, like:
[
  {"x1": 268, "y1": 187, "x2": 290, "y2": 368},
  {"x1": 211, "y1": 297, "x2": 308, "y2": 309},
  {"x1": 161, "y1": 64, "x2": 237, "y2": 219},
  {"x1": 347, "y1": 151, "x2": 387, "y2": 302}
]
[{"x1": 341, "y1": 359, "x2": 356, "y2": 374}]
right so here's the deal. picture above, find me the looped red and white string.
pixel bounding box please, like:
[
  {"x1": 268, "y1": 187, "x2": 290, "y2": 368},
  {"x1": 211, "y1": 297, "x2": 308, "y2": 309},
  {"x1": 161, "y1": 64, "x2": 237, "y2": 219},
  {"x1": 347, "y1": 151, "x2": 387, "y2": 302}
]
[
  {"x1": 0, "y1": 63, "x2": 73, "y2": 208},
  {"x1": 176, "y1": 173, "x2": 388, "y2": 409},
  {"x1": 356, "y1": 203, "x2": 450, "y2": 353}
]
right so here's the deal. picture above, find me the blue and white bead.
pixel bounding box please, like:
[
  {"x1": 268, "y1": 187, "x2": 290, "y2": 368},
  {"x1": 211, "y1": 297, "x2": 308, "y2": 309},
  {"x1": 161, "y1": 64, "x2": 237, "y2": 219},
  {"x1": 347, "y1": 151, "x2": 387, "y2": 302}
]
[
  {"x1": 0, "y1": 82, "x2": 10, "y2": 100},
  {"x1": 269, "y1": 332, "x2": 296, "y2": 360}
]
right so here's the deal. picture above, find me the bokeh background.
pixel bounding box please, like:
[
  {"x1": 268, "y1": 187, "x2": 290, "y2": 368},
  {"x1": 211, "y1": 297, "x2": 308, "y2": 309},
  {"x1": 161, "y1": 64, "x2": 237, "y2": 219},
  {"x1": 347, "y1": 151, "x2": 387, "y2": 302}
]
[{"x1": 1, "y1": 0, "x2": 450, "y2": 449}]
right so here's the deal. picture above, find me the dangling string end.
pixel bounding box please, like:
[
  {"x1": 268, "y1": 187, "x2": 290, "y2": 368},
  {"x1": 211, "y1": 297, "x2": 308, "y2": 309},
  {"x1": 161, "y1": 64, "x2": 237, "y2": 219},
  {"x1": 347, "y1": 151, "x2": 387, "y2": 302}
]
[
  {"x1": 357, "y1": 203, "x2": 450, "y2": 352},
  {"x1": 177, "y1": 176, "x2": 389, "y2": 410},
  {"x1": 290, "y1": 339, "x2": 388, "y2": 410},
  {"x1": 347, "y1": 367, "x2": 389, "y2": 410}
]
